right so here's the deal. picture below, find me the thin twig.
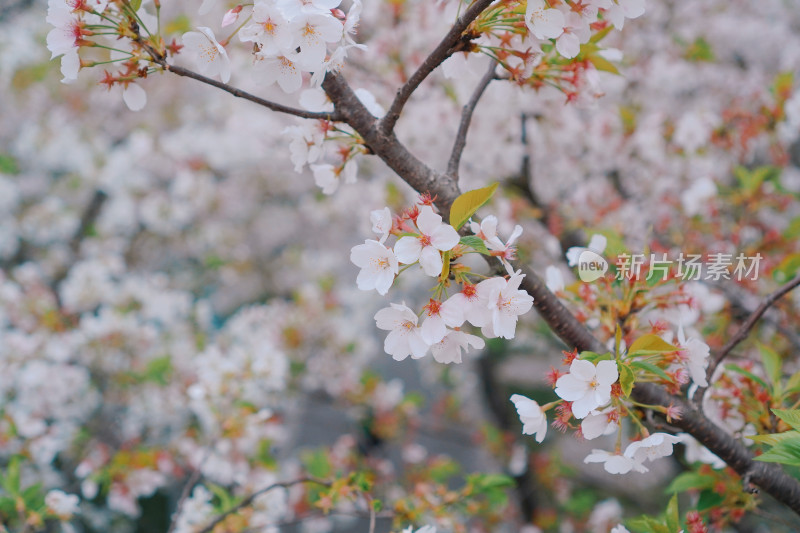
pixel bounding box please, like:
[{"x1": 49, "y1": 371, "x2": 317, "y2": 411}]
[
  {"x1": 132, "y1": 30, "x2": 341, "y2": 122},
  {"x1": 197, "y1": 477, "x2": 330, "y2": 533},
  {"x1": 164, "y1": 64, "x2": 342, "y2": 121},
  {"x1": 166, "y1": 458, "x2": 207, "y2": 533},
  {"x1": 380, "y1": 0, "x2": 498, "y2": 133},
  {"x1": 446, "y1": 60, "x2": 498, "y2": 179},
  {"x1": 704, "y1": 273, "x2": 800, "y2": 384}
]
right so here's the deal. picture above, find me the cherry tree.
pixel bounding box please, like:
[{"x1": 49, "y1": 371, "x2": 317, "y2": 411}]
[{"x1": 1, "y1": 0, "x2": 800, "y2": 531}]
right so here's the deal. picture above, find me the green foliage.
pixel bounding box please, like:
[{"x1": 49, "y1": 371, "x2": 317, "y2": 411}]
[
  {"x1": 303, "y1": 449, "x2": 333, "y2": 478},
  {"x1": 449, "y1": 183, "x2": 498, "y2": 230},
  {"x1": 628, "y1": 334, "x2": 678, "y2": 355},
  {"x1": 459, "y1": 235, "x2": 491, "y2": 255},
  {"x1": 684, "y1": 37, "x2": 715, "y2": 62},
  {"x1": 0, "y1": 153, "x2": 19, "y2": 175},
  {"x1": 618, "y1": 362, "x2": 635, "y2": 397},
  {"x1": 751, "y1": 410, "x2": 800, "y2": 466},
  {"x1": 665, "y1": 472, "x2": 716, "y2": 493}
]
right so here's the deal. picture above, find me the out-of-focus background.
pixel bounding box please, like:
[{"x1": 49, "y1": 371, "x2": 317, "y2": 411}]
[{"x1": 2, "y1": 0, "x2": 800, "y2": 531}]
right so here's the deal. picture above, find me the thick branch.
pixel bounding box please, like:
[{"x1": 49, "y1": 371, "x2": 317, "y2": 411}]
[
  {"x1": 322, "y1": 73, "x2": 461, "y2": 203},
  {"x1": 322, "y1": 70, "x2": 800, "y2": 518},
  {"x1": 380, "y1": 0, "x2": 497, "y2": 133},
  {"x1": 197, "y1": 477, "x2": 330, "y2": 533},
  {"x1": 164, "y1": 64, "x2": 342, "y2": 121},
  {"x1": 446, "y1": 60, "x2": 498, "y2": 179}
]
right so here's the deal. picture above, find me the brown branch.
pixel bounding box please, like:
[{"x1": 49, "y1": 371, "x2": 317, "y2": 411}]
[
  {"x1": 446, "y1": 59, "x2": 498, "y2": 179},
  {"x1": 164, "y1": 64, "x2": 342, "y2": 121},
  {"x1": 380, "y1": 0, "x2": 498, "y2": 133},
  {"x1": 705, "y1": 273, "x2": 800, "y2": 384},
  {"x1": 197, "y1": 477, "x2": 330, "y2": 533},
  {"x1": 322, "y1": 69, "x2": 800, "y2": 518}
]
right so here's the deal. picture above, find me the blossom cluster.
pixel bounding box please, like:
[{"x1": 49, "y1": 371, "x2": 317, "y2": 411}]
[
  {"x1": 351, "y1": 198, "x2": 533, "y2": 364},
  {"x1": 186, "y1": 0, "x2": 362, "y2": 92}
]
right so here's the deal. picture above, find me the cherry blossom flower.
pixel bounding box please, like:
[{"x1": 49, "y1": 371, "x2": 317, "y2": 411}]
[
  {"x1": 581, "y1": 407, "x2": 618, "y2": 440},
  {"x1": 370, "y1": 207, "x2": 392, "y2": 243},
  {"x1": 182, "y1": 27, "x2": 231, "y2": 83},
  {"x1": 482, "y1": 270, "x2": 534, "y2": 339},
  {"x1": 311, "y1": 162, "x2": 356, "y2": 194},
  {"x1": 354, "y1": 88, "x2": 385, "y2": 118},
  {"x1": 556, "y1": 12, "x2": 591, "y2": 59},
  {"x1": 471, "y1": 215, "x2": 523, "y2": 268},
  {"x1": 442, "y1": 283, "x2": 492, "y2": 329},
  {"x1": 239, "y1": 3, "x2": 294, "y2": 55},
  {"x1": 566, "y1": 234, "x2": 607, "y2": 267},
  {"x1": 394, "y1": 205, "x2": 459, "y2": 277},
  {"x1": 605, "y1": 0, "x2": 646, "y2": 30},
  {"x1": 431, "y1": 330, "x2": 485, "y2": 364},
  {"x1": 420, "y1": 299, "x2": 463, "y2": 344},
  {"x1": 584, "y1": 449, "x2": 647, "y2": 474},
  {"x1": 526, "y1": 0, "x2": 565, "y2": 40},
  {"x1": 676, "y1": 325, "x2": 710, "y2": 387},
  {"x1": 290, "y1": 13, "x2": 344, "y2": 70},
  {"x1": 350, "y1": 240, "x2": 398, "y2": 295},
  {"x1": 122, "y1": 83, "x2": 147, "y2": 112},
  {"x1": 374, "y1": 303, "x2": 429, "y2": 361},
  {"x1": 45, "y1": 490, "x2": 80, "y2": 518},
  {"x1": 545, "y1": 265, "x2": 565, "y2": 293},
  {"x1": 624, "y1": 432, "x2": 682, "y2": 463},
  {"x1": 253, "y1": 51, "x2": 303, "y2": 93},
  {"x1": 555, "y1": 359, "x2": 618, "y2": 419},
  {"x1": 611, "y1": 526, "x2": 631, "y2": 533},
  {"x1": 510, "y1": 394, "x2": 548, "y2": 443},
  {"x1": 277, "y1": 0, "x2": 342, "y2": 18}
]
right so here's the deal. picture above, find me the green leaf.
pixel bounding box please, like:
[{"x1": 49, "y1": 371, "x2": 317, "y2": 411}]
[
  {"x1": 684, "y1": 37, "x2": 715, "y2": 62},
  {"x1": 665, "y1": 472, "x2": 716, "y2": 493},
  {"x1": 628, "y1": 334, "x2": 677, "y2": 355},
  {"x1": 448, "y1": 183, "x2": 498, "y2": 230},
  {"x1": 665, "y1": 494, "x2": 680, "y2": 533},
  {"x1": 773, "y1": 253, "x2": 800, "y2": 283},
  {"x1": 459, "y1": 235, "x2": 490, "y2": 255},
  {"x1": 784, "y1": 372, "x2": 800, "y2": 397},
  {"x1": 757, "y1": 342, "x2": 782, "y2": 390},
  {"x1": 773, "y1": 409, "x2": 800, "y2": 430},
  {"x1": 748, "y1": 430, "x2": 800, "y2": 447},
  {"x1": 303, "y1": 450, "x2": 332, "y2": 479},
  {"x1": 579, "y1": 351, "x2": 613, "y2": 363},
  {"x1": 0, "y1": 154, "x2": 19, "y2": 175},
  {"x1": 753, "y1": 438, "x2": 800, "y2": 466},
  {"x1": 618, "y1": 362, "x2": 635, "y2": 398},
  {"x1": 207, "y1": 483, "x2": 235, "y2": 511},
  {"x1": 129, "y1": 0, "x2": 142, "y2": 11},
  {"x1": 725, "y1": 364, "x2": 769, "y2": 390},
  {"x1": 627, "y1": 516, "x2": 670, "y2": 533},
  {"x1": 631, "y1": 361, "x2": 673, "y2": 382},
  {"x1": 589, "y1": 25, "x2": 614, "y2": 43},
  {"x1": 587, "y1": 53, "x2": 620, "y2": 75},
  {"x1": 697, "y1": 489, "x2": 724, "y2": 511},
  {"x1": 3, "y1": 456, "x2": 21, "y2": 496},
  {"x1": 371, "y1": 499, "x2": 382, "y2": 512}
]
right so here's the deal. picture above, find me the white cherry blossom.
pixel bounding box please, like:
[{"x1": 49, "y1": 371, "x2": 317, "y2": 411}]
[
  {"x1": 420, "y1": 299, "x2": 463, "y2": 345},
  {"x1": 431, "y1": 330, "x2": 485, "y2": 364},
  {"x1": 510, "y1": 394, "x2": 548, "y2": 443},
  {"x1": 393, "y1": 206, "x2": 459, "y2": 277},
  {"x1": 370, "y1": 207, "x2": 392, "y2": 243},
  {"x1": 526, "y1": 0, "x2": 565, "y2": 40},
  {"x1": 277, "y1": 0, "x2": 342, "y2": 18},
  {"x1": 374, "y1": 303, "x2": 429, "y2": 361},
  {"x1": 555, "y1": 359, "x2": 618, "y2": 419},
  {"x1": 566, "y1": 234, "x2": 607, "y2": 267},
  {"x1": 182, "y1": 27, "x2": 231, "y2": 83},
  {"x1": 624, "y1": 433, "x2": 682, "y2": 463},
  {"x1": 350, "y1": 240, "x2": 398, "y2": 295},
  {"x1": 676, "y1": 325, "x2": 710, "y2": 387},
  {"x1": 290, "y1": 13, "x2": 344, "y2": 70},
  {"x1": 253, "y1": 51, "x2": 304, "y2": 93},
  {"x1": 584, "y1": 449, "x2": 647, "y2": 474},
  {"x1": 482, "y1": 270, "x2": 534, "y2": 339},
  {"x1": 581, "y1": 407, "x2": 618, "y2": 440},
  {"x1": 239, "y1": 3, "x2": 294, "y2": 55}
]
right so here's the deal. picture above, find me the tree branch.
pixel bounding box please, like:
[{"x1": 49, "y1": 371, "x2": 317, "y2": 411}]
[
  {"x1": 163, "y1": 64, "x2": 342, "y2": 121},
  {"x1": 705, "y1": 273, "x2": 800, "y2": 384},
  {"x1": 446, "y1": 60, "x2": 498, "y2": 179},
  {"x1": 197, "y1": 477, "x2": 330, "y2": 533},
  {"x1": 322, "y1": 69, "x2": 800, "y2": 518},
  {"x1": 380, "y1": 0, "x2": 498, "y2": 133}
]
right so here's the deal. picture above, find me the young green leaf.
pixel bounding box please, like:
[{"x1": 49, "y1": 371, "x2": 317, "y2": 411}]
[
  {"x1": 773, "y1": 409, "x2": 800, "y2": 430},
  {"x1": 628, "y1": 334, "x2": 677, "y2": 355},
  {"x1": 757, "y1": 342, "x2": 782, "y2": 388},
  {"x1": 448, "y1": 183, "x2": 498, "y2": 230}
]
